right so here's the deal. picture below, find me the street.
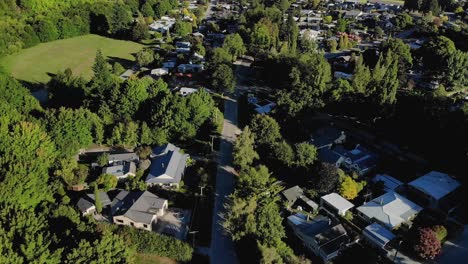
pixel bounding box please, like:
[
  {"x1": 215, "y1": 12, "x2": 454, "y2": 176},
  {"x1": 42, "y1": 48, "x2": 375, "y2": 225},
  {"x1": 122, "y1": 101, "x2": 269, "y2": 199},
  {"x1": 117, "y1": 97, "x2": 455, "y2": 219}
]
[{"x1": 209, "y1": 90, "x2": 240, "y2": 263}]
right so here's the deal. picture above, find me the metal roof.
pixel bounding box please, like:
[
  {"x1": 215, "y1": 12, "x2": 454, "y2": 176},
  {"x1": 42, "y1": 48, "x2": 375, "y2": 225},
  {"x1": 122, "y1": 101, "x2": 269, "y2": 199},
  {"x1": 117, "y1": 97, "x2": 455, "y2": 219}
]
[
  {"x1": 408, "y1": 171, "x2": 460, "y2": 201},
  {"x1": 321, "y1": 193, "x2": 354, "y2": 212}
]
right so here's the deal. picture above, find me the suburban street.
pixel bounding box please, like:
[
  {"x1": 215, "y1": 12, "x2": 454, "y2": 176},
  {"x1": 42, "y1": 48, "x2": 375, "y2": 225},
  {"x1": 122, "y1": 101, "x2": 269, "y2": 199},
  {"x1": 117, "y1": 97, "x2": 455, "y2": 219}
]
[{"x1": 209, "y1": 90, "x2": 240, "y2": 263}]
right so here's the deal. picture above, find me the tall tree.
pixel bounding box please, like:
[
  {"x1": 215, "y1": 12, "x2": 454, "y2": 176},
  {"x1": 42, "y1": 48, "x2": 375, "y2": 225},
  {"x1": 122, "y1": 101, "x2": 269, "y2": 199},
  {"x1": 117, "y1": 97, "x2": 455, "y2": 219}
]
[
  {"x1": 249, "y1": 115, "x2": 282, "y2": 146},
  {"x1": 233, "y1": 127, "x2": 259, "y2": 170},
  {"x1": 223, "y1": 33, "x2": 246, "y2": 61}
]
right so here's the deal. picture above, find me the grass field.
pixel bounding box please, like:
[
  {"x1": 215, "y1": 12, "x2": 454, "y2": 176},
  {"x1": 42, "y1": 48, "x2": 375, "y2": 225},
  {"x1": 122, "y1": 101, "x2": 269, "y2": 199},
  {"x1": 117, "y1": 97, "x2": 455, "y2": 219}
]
[{"x1": 0, "y1": 34, "x2": 143, "y2": 83}]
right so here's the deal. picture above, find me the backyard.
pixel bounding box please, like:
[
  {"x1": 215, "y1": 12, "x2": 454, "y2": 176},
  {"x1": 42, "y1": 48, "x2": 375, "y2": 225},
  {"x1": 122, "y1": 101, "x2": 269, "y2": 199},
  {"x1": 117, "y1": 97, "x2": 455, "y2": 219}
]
[{"x1": 0, "y1": 34, "x2": 143, "y2": 83}]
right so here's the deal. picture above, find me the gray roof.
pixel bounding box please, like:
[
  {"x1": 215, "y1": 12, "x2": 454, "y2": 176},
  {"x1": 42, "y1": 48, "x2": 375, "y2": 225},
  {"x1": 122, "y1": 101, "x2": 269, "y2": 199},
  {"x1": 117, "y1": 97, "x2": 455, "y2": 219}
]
[
  {"x1": 282, "y1": 186, "x2": 304, "y2": 204},
  {"x1": 311, "y1": 127, "x2": 346, "y2": 149},
  {"x1": 108, "y1": 152, "x2": 139, "y2": 163},
  {"x1": 152, "y1": 143, "x2": 178, "y2": 156},
  {"x1": 112, "y1": 191, "x2": 167, "y2": 224},
  {"x1": 288, "y1": 214, "x2": 349, "y2": 256},
  {"x1": 86, "y1": 191, "x2": 112, "y2": 207},
  {"x1": 102, "y1": 161, "x2": 136, "y2": 178},
  {"x1": 77, "y1": 197, "x2": 95, "y2": 212},
  {"x1": 146, "y1": 145, "x2": 188, "y2": 185},
  {"x1": 363, "y1": 223, "x2": 395, "y2": 248},
  {"x1": 321, "y1": 193, "x2": 354, "y2": 212},
  {"x1": 357, "y1": 191, "x2": 422, "y2": 229}
]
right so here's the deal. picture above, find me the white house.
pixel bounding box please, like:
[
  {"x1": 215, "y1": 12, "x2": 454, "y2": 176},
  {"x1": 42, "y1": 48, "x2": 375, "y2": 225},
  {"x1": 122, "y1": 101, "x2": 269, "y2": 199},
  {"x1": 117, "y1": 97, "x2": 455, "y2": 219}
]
[
  {"x1": 151, "y1": 68, "x2": 169, "y2": 77},
  {"x1": 357, "y1": 191, "x2": 422, "y2": 230},
  {"x1": 320, "y1": 193, "x2": 354, "y2": 216}
]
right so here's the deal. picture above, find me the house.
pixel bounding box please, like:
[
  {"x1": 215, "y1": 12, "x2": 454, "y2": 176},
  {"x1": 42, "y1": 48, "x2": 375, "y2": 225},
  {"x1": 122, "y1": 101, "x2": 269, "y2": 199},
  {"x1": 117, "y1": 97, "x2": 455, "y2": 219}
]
[
  {"x1": 107, "y1": 152, "x2": 139, "y2": 165},
  {"x1": 344, "y1": 10, "x2": 363, "y2": 19},
  {"x1": 288, "y1": 214, "x2": 350, "y2": 262},
  {"x1": 162, "y1": 61, "x2": 177, "y2": 69},
  {"x1": 357, "y1": 191, "x2": 422, "y2": 230},
  {"x1": 282, "y1": 186, "x2": 318, "y2": 212},
  {"x1": 151, "y1": 68, "x2": 169, "y2": 77},
  {"x1": 119, "y1": 69, "x2": 134, "y2": 80},
  {"x1": 320, "y1": 193, "x2": 354, "y2": 216},
  {"x1": 372, "y1": 174, "x2": 403, "y2": 192},
  {"x1": 254, "y1": 102, "x2": 276, "y2": 115},
  {"x1": 77, "y1": 191, "x2": 112, "y2": 216},
  {"x1": 362, "y1": 223, "x2": 396, "y2": 250},
  {"x1": 146, "y1": 144, "x2": 189, "y2": 188},
  {"x1": 102, "y1": 161, "x2": 136, "y2": 179},
  {"x1": 179, "y1": 87, "x2": 198, "y2": 96},
  {"x1": 341, "y1": 144, "x2": 378, "y2": 176},
  {"x1": 177, "y1": 63, "x2": 204, "y2": 73},
  {"x1": 112, "y1": 190, "x2": 168, "y2": 231},
  {"x1": 407, "y1": 171, "x2": 461, "y2": 209},
  {"x1": 311, "y1": 127, "x2": 347, "y2": 150},
  {"x1": 149, "y1": 16, "x2": 176, "y2": 33},
  {"x1": 175, "y1": 41, "x2": 192, "y2": 53}
]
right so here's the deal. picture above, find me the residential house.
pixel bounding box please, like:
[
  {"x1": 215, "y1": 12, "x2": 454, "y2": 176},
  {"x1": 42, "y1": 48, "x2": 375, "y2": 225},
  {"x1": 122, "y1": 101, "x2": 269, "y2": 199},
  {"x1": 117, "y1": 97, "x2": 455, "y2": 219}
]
[
  {"x1": 344, "y1": 10, "x2": 363, "y2": 19},
  {"x1": 282, "y1": 186, "x2": 319, "y2": 212},
  {"x1": 320, "y1": 193, "x2": 354, "y2": 216},
  {"x1": 102, "y1": 161, "x2": 136, "y2": 179},
  {"x1": 175, "y1": 41, "x2": 192, "y2": 53},
  {"x1": 357, "y1": 191, "x2": 422, "y2": 230},
  {"x1": 119, "y1": 69, "x2": 134, "y2": 80},
  {"x1": 149, "y1": 16, "x2": 176, "y2": 33},
  {"x1": 151, "y1": 68, "x2": 169, "y2": 77},
  {"x1": 146, "y1": 144, "x2": 189, "y2": 188},
  {"x1": 311, "y1": 127, "x2": 347, "y2": 150},
  {"x1": 288, "y1": 214, "x2": 350, "y2": 262},
  {"x1": 362, "y1": 223, "x2": 396, "y2": 250},
  {"x1": 177, "y1": 63, "x2": 204, "y2": 73},
  {"x1": 77, "y1": 191, "x2": 112, "y2": 216},
  {"x1": 112, "y1": 190, "x2": 168, "y2": 231},
  {"x1": 341, "y1": 144, "x2": 378, "y2": 176},
  {"x1": 107, "y1": 152, "x2": 139, "y2": 164},
  {"x1": 179, "y1": 87, "x2": 198, "y2": 96},
  {"x1": 407, "y1": 171, "x2": 461, "y2": 209}
]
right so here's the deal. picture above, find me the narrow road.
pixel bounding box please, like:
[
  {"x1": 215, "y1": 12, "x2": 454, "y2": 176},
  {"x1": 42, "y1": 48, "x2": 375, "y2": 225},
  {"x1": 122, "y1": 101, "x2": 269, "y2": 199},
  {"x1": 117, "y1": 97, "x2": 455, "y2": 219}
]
[{"x1": 210, "y1": 90, "x2": 239, "y2": 263}]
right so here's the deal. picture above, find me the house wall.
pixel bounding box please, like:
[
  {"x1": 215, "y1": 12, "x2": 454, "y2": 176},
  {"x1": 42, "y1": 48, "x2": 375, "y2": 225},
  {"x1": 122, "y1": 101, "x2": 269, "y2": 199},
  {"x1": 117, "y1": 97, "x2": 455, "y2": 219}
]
[{"x1": 113, "y1": 215, "x2": 155, "y2": 231}]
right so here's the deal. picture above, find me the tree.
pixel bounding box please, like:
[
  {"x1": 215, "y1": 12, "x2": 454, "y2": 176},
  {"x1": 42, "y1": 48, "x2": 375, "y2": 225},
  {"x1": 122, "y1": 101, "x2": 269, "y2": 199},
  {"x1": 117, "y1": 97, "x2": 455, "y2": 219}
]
[
  {"x1": 132, "y1": 18, "x2": 149, "y2": 41},
  {"x1": 135, "y1": 145, "x2": 152, "y2": 159},
  {"x1": 352, "y1": 55, "x2": 372, "y2": 94},
  {"x1": 223, "y1": 33, "x2": 246, "y2": 61},
  {"x1": 97, "y1": 153, "x2": 110, "y2": 166},
  {"x1": 113, "y1": 62, "x2": 125, "y2": 75},
  {"x1": 250, "y1": 115, "x2": 282, "y2": 145},
  {"x1": 210, "y1": 64, "x2": 236, "y2": 94},
  {"x1": 327, "y1": 39, "x2": 337, "y2": 52},
  {"x1": 141, "y1": 2, "x2": 155, "y2": 17},
  {"x1": 210, "y1": 47, "x2": 231, "y2": 66},
  {"x1": 336, "y1": 17, "x2": 347, "y2": 32},
  {"x1": 251, "y1": 22, "x2": 271, "y2": 50},
  {"x1": 315, "y1": 163, "x2": 340, "y2": 194},
  {"x1": 233, "y1": 127, "x2": 259, "y2": 170},
  {"x1": 35, "y1": 18, "x2": 59, "y2": 42},
  {"x1": 422, "y1": 36, "x2": 456, "y2": 72},
  {"x1": 338, "y1": 34, "x2": 350, "y2": 50},
  {"x1": 283, "y1": 14, "x2": 299, "y2": 53},
  {"x1": 0, "y1": 122, "x2": 57, "y2": 209},
  {"x1": 414, "y1": 227, "x2": 441, "y2": 260},
  {"x1": 90, "y1": 49, "x2": 113, "y2": 94},
  {"x1": 97, "y1": 173, "x2": 118, "y2": 191},
  {"x1": 338, "y1": 172, "x2": 366, "y2": 200},
  {"x1": 135, "y1": 49, "x2": 154, "y2": 66},
  {"x1": 294, "y1": 143, "x2": 317, "y2": 168},
  {"x1": 431, "y1": 225, "x2": 448, "y2": 241},
  {"x1": 173, "y1": 20, "x2": 192, "y2": 36},
  {"x1": 323, "y1": 16, "x2": 333, "y2": 24},
  {"x1": 271, "y1": 140, "x2": 295, "y2": 167},
  {"x1": 94, "y1": 184, "x2": 103, "y2": 213},
  {"x1": 446, "y1": 49, "x2": 468, "y2": 89}
]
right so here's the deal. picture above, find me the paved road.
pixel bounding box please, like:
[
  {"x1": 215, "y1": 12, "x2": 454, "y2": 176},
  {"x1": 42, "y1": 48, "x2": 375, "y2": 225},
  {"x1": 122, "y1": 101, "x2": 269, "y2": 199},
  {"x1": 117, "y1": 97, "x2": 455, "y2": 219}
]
[
  {"x1": 209, "y1": 77, "x2": 241, "y2": 263},
  {"x1": 437, "y1": 225, "x2": 468, "y2": 264}
]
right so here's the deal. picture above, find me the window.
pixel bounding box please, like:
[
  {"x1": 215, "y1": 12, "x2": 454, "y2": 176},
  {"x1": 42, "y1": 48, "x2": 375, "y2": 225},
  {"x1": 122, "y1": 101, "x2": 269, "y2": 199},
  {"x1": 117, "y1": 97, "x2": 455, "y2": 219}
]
[
  {"x1": 143, "y1": 224, "x2": 148, "y2": 228},
  {"x1": 130, "y1": 222, "x2": 134, "y2": 226},
  {"x1": 116, "y1": 219, "x2": 124, "y2": 223}
]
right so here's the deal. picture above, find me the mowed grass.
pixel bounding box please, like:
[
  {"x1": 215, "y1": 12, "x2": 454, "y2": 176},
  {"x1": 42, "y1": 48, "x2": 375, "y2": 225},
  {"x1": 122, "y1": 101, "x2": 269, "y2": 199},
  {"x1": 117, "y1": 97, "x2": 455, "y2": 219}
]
[{"x1": 1, "y1": 34, "x2": 143, "y2": 83}]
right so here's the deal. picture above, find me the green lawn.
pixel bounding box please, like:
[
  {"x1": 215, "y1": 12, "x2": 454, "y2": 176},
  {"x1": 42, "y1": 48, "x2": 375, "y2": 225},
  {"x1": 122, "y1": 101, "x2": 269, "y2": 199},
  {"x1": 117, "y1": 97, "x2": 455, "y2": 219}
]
[{"x1": 0, "y1": 34, "x2": 143, "y2": 83}]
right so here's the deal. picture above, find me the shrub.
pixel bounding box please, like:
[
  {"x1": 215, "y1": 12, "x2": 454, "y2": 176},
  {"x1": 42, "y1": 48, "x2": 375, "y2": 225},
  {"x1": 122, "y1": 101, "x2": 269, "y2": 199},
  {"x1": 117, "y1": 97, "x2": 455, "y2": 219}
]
[
  {"x1": 432, "y1": 225, "x2": 448, "y2": 242},
  {"x1": 414, "y1": 227, "x2": 441, "y2": 260}
]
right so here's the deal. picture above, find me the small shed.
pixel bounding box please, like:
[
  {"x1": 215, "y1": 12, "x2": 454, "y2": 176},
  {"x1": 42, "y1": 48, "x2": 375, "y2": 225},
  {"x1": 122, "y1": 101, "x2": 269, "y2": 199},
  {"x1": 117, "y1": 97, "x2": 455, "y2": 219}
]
[
  {"x1": 363, "y1": 223, "x2": 395, "y2": 249},
  {"x1": 320, "y1": 193, "x2": 354, "y2": 216}
]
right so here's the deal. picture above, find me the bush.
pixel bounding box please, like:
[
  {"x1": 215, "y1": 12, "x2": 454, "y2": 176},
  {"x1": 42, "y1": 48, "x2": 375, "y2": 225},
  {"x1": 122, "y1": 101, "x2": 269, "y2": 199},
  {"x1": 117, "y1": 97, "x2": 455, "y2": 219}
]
[
  {"x1": 414, "y1": 227, "x2": 441, "y2": 260},
  {"x1": 122, "y1": 228, "x2": 193, "y2": 261},
  {"x1": 432, "y1": 225, "x2": 448, "y2": 242}
]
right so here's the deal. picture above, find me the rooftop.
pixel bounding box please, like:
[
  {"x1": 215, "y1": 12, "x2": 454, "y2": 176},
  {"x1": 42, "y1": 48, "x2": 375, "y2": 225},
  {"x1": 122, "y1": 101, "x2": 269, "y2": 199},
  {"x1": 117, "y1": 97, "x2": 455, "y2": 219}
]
[
  {"x1": 321, "y1": 193, "x2": 354, "y2": 212},
  {"x1": 373, "y1": 174, "x2": 403, "y2": 192},
  {"x1": 357, "y1": 191, "x2": 422, "y2": 229},
  {"x1": 112, "y1": 190, "x2": 167, "y2": 224},
  {"x1": 408, "y1": 171, "x2": 460, "y2": 201},
  {"x1": 363, "y1": 223, "x2": 395, "y2": 248}
]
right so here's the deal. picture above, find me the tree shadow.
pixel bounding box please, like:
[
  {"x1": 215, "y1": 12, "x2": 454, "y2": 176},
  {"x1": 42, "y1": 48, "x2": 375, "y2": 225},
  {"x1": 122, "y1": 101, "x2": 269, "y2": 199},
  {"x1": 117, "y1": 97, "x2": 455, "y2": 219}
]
[{"x1": 107, "y1": 56, "x2": 135, "y2": 69}]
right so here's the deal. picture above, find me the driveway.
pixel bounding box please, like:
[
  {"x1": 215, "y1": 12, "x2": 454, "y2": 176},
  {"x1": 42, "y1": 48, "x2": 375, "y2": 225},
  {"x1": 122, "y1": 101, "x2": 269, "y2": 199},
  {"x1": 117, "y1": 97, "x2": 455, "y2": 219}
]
[
  {"x1": 438, "y1": 225, "x2": 468, "y2": 264},
  {"x1": 209, "y1": 89, "x2": 240, "y2": 263}
]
